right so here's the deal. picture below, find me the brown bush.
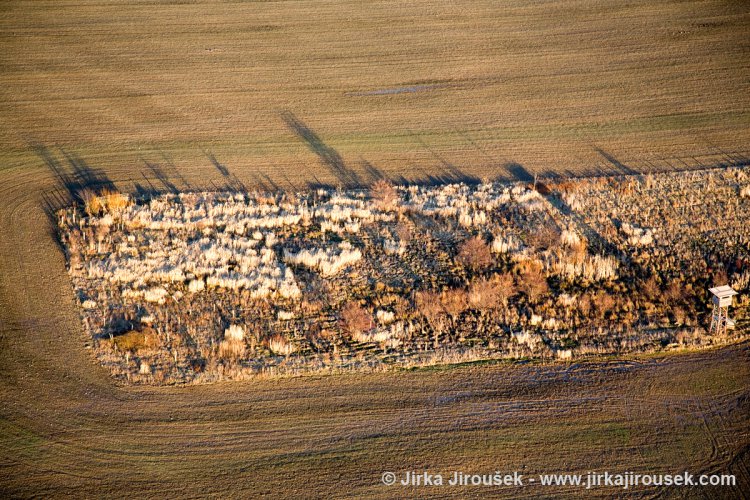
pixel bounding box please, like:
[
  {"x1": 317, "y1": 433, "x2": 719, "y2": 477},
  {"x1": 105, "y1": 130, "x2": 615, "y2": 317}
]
[
  {"x1": 456, "y1": 236, "x2": 493, "y2": 271},
  {"x1": 441, "y1": 288, "x2": 468, "y2": 318},
  {"x1": 415, "y1": 291, "x2": 442, "y2": 321},
  {"x1": 593, "y1": 291, "x2": 616, "y2": 319},
  {"x1": 535, "y1": 181, "x2": 552, "y2": 195},
  {"x1": 415, "y1": 290, "x2": 448, "y2": 347},
  {"x1": 553, "y1": 180, "x2": 580, "y2": 194},
  {"x1": 219, "y1": 339, "x2": 246, "y2": 360},
  {"x1": 578, "y1": 293, "x2": 593, "y2": 318},
  {"x1": 110, "y1": 327, "x2": 159, "y2": 353},
  {"x1": 642, "y1": 276, "x2": 660, "y2": 302},
  {"x1": 395, "y1": 221, "x2": 413, "y2": 245},
  {"x1": 370, "y1": 179, "x2": 398, "y2": 209},
  {"x1": 518, "y1": 266, "x2": 549, "y2": 301},
  {"x1": 391, "y1": 295, "x2": 412, "y2": 318},
  {"x1": 339, "y1": 301, "x2": 373, "y2": 336},
  {"x1": 469, "y1": 274, "x2": 514, "y2": 310},
  {"x1": 665, "y1": 279, "x2": 686, "y2": 302},
  {"x1": 712, "y1": 268, "x2": 729, "y2": 287},
  {"x1": 527, "y1": 225, "x2": 560, "y2": 251}
]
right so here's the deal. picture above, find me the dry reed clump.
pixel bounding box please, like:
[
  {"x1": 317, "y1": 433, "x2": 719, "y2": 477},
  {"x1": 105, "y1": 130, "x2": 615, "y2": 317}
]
[
  {"x1": 224, "y1": 324, "x2": 245, "y2": 341},
  {"x1": 283, "y1": 244, "x2": 362, "y2": 277},
  {"x1": 57, "y1": 166, "x2": 750, "y2": 384},
  {"x1": 219, "y1": 339, "x2": 246, "y2": 360},
  {"x1": 267, "y1": 334, "x2": 297, "y2": 356},
  {"x1": 110, "y1": 328, "x2": 159, "y2": 353}
]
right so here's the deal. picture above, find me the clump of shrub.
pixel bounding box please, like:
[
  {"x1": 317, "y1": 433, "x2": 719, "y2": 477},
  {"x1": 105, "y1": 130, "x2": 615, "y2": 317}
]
[
  {"x1": 110, "y1": 328, "x2": 159, "y2": 353},
  {"x1": 340, "y1": 302, "x2": 374, "y2": 338},
  {"x1": 456, "y1": 236, "x2": 493, "y2": 272}
]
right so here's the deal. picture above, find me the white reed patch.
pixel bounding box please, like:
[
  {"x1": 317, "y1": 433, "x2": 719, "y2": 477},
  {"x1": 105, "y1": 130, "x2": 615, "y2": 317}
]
[
  {"x1": 224, "y1": 324, "x2": 245, "y2": 341},
  {"x1": 144, "y1": 287, "x2": 168, "y2": 304},
  {"x1": 376, "y1": 310, "x2": 395, "y2": 325},
  {"x1": 283, "y1": 245, "x2": 362, "y2": 277},
  {"x1": 620, "y1": 223, "x2": 654, "y2": 246}
]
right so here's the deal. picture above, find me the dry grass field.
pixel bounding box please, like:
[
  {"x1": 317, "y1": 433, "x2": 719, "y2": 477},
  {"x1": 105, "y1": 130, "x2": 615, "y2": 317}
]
[{"x1": 1, "y1": 0, "x2": 750, "y2": 497}]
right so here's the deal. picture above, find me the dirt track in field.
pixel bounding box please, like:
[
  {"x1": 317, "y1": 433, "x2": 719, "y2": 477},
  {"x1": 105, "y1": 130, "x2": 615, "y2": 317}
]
[{"x1": 1, "y1": 0, "x2": 750, "y2": 497}]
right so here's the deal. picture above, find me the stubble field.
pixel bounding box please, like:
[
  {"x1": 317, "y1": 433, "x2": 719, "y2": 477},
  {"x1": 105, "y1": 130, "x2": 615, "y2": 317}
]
[{"x1": 1, "y1": 0, "x2": 749, "y2": 497}]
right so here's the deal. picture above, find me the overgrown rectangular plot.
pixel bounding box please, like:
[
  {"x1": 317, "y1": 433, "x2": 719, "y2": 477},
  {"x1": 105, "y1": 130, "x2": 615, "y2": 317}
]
[{"x1": 58, "y1": 168, "x2": 750, "y2": 384}]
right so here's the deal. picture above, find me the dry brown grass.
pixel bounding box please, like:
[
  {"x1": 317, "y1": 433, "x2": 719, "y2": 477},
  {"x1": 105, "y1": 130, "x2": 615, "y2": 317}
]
[
  {"x1": 109, "y1": 328, "x2": 159, "y2": 353},
  {"x1": 218, "y1": 338, "x2": 246, "y2": 360}
]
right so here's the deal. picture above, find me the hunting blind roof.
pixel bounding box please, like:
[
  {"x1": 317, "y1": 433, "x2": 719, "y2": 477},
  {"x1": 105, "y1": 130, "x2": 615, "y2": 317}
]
[{"x1": 709, "y1": 285, "x2": 738, "y2": 298}]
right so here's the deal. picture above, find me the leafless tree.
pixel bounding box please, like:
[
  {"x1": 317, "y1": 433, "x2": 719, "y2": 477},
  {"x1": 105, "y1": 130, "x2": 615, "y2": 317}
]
[
  {"x1": 370, "y1": 179, "x2": 398, "y2": 209},
  {"x1": 518, "y1": 265, "x2": 549, "y2": 302},
  {"x1": 339, "y1": 301, "x2": 373, "y2": 337},
  {"x1": 456, "y1": 236, "x2": 493, "y2": 273},
  {"x1": 415, "y1": 290, "x2": 447, "y2": 348}
]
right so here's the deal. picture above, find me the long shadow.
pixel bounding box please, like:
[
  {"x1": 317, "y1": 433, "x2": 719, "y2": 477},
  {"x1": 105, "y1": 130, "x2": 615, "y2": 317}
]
[
  {"x1": 35, "y1": 144, "x2": 115, "y2": 213},
  {"x1": 280, "y1": 111, "x2": 363, "y2": 189},
  {"x1": 205, "y1": 151, "x2": 246, "y2": 192},
  {"x1": 144, "y1": 161, "x2": 179, "y2": 193},
  {"x1": 407, "y1": 130, "x2": 479, "y2": 185},
  {"x1": 141, "y1": 152, "x2": 192, "y2": 194},
  {"x1": 33, "y1": 144, "x2": 117, "y2": 254},
  {"x1": 504, "y1": 162, "x2": 535, "y2": 183},
  {"x1": 360, "y1": 158, "x2": 387, "y2": 182},
  {"x1": 593, "y1": 147, "x2": 639, "y2": 175},
  {"x1": 34, "y1": 144, "x2": 115, "y2": 205}
]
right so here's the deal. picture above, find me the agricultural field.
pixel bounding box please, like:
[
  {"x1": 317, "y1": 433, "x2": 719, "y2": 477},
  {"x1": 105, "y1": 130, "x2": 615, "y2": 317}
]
[{"x1": 2, "y1": 0, "x2": 750, "y2": 497}]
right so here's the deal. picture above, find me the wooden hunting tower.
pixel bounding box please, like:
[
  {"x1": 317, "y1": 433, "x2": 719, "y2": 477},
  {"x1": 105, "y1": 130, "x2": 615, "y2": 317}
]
[{"x1": 708, "y1": 285, "x2": 738, "y2": 335}]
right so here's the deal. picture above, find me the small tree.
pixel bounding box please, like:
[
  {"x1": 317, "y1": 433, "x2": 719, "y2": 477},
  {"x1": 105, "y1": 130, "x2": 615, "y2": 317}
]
[
  {"x1": 527, "y1": 225, "x2": 560, "y2": 251},
  {"x1": 456, "y1": 236, "x2": 493, "y2": 273},
  {"x1": 340, "y1": 301, "x2": 373, "y2": 338},
  {"x1": 370, "y1": 179, "x2": 398, "y2": 209},
  {"x1": 441, "y1": 288, "x2": 468, "y2": 341},
  {"x1": 469, "y1": 274, "x2": 514, "y2": 311},
  {"x1": 518, "y1": 265, "x2": 549, "y2": 302},
  {"x1": 415, "y1": 291, "x2": 447, "y2": 348}
]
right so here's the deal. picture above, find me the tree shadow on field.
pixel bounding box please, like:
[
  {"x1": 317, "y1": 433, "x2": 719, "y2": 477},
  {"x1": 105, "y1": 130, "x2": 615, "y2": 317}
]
[
  {"x1": 407, "y1": 130, "x2": 480, "y2": 186},
  {"x1": 592, "y1": 146, "x2": 638, "y2": 175},
  {"x1": 35, "y1": 144, "x2": 115, "y2": 211},
  {"x1": 280, "y1": 110, "x2": 363, "y2": 189},
  {"x1": 139, "y1": 153, "x2": 192, "y2": 195},
  {"x1": 204, "y1": 150, "x2": 246, "y2": 192},
  {"x1": 503, "y1": 162, "x2": 535, "y2": 183},
  {"x1": 34, "y1": 144, "x2": 117, "y2": 253}
]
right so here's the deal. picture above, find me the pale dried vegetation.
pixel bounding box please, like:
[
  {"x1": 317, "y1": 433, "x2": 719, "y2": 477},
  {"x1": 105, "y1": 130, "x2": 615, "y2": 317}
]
[{"x1": 58, "y1": 167, "x2": 749, "y2": 384}]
